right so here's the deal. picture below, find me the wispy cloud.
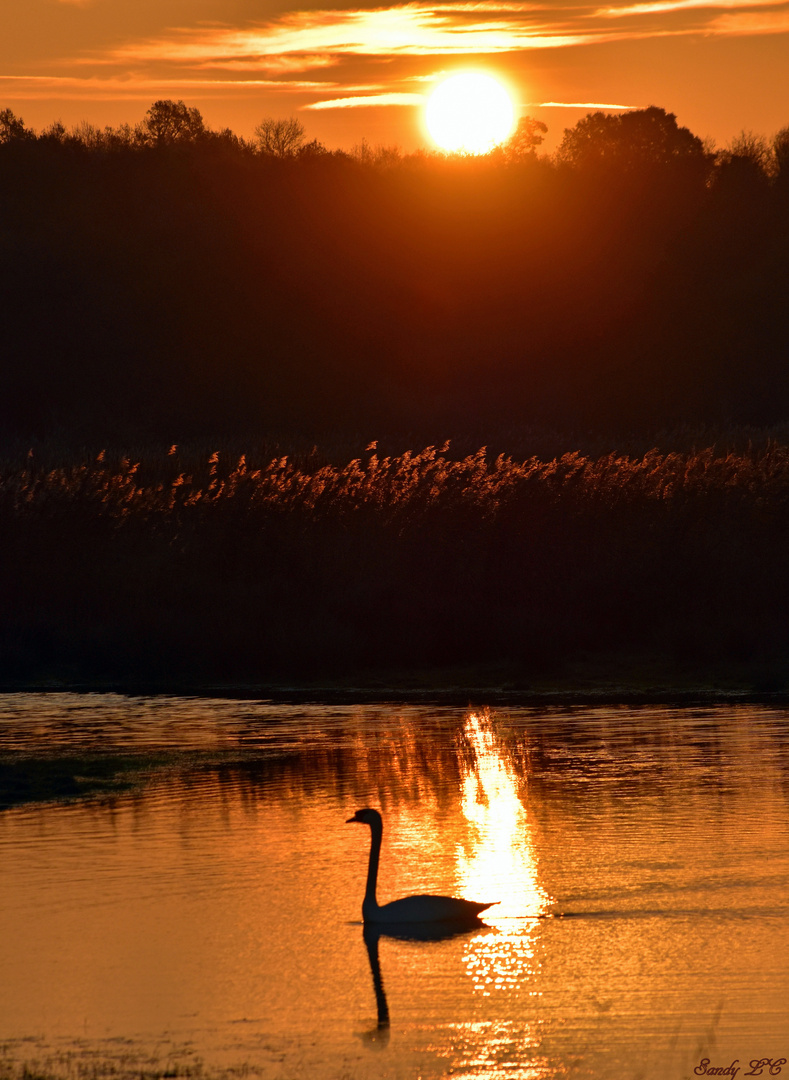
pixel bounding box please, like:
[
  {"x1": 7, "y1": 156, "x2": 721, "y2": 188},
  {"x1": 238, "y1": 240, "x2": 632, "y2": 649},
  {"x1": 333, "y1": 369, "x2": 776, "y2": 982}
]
[
  {"x1": 307, "y1": 91, "x2": 641, "y2": 108},
  {"x1": 307, "y1": 91, "x2": 426, "y2": 107},
  {"x1": 97, "y1": 6, "x2": 612, "y2": 73},
  {"x1": 708, "y1": 7, "x2": 789, "y2": 30},
  {"x1": 533, "y1": 99, "x2": 639, "y2": 107},
  {"x1": 190, "y1": 54, "x2": 339, "y2": 74},
  {"x1": 598, "y1": 0, "x2": 788, "y2": 17},
  {"x1": 79, "y1": 0, "x2": 789, "y2": 84},
  {"x1": 0, "y1": 73, "x2": 327, "y2": 100}
]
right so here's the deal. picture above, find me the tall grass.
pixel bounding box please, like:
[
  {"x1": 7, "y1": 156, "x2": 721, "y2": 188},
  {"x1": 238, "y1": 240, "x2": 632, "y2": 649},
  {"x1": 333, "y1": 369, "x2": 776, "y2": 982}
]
[
  {"x1": 0, "y1": 1040, "x2": 225, "y2": 1080},
  {"x1": 2, "y1": 440, "x2": 789, "y2": 688},
  {"x1": 5, "y1": 441, "x2": 789, "y2": 523}
]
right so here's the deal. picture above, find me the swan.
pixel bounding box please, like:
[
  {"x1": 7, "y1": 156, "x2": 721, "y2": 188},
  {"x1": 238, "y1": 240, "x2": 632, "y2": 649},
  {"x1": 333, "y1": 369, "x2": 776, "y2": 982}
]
[{"x1": 346, "y1": 807, "x2": 496, "y2": 925}]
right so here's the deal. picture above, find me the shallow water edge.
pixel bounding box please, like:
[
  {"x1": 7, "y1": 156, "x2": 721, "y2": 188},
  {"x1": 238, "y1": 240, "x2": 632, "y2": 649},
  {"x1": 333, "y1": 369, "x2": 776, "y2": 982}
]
[{"x1": 3, "y1": 653, "x2": 789, "y2": 707}]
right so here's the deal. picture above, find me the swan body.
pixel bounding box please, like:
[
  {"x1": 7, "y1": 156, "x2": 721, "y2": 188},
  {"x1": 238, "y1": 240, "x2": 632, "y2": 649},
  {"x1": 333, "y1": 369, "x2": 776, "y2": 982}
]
[{"x1": 346, "y1": 807, "x2": 496, "y2": 925}]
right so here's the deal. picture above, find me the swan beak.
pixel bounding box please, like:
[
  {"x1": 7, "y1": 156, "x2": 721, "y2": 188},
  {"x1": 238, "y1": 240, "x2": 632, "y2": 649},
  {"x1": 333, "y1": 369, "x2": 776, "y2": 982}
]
[{"x1": 346, "y1": 813, "x2": 360, "y2": 823}]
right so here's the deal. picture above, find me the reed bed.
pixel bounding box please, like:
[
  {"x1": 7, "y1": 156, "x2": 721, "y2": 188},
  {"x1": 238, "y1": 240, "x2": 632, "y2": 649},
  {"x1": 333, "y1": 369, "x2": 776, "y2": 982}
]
[
  {"x1": 0, "y1": 1040, "x2": 254, "y2": 1080},
  {"x1": 3, "y1": 441, "x2": 789, "y2": 686},
  {"x1": 5, "y1": 441, "x2": 789, "y2": 525}
]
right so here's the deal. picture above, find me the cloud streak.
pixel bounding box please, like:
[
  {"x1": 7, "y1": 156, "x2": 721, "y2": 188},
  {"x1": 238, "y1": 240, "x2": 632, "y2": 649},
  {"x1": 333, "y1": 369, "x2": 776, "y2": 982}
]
[
  {"x1": 56, "y1": 0, "x2": 784, "y2": 103},
  {"x1": 709, "y1": 7, "x2": 789, "y2": 30},
  {"x1": 598, "y1": 0, "x2": 788, "y2": 17},
  {"x1": 533, "y1": 99, "x2": 640, "y2": 107},
  {"x1": 101, "y1": 8, "x2": 606, "y2": 71},
  {"x1": 307, "y1": 91, "x2": 426, "y2": 107},
  {"x1": 0, "y1": 73, "x2": 326, "y2": 100},
  {"x1": 90, "y1": 0, "x2": 789, "y2": 79},
  {"x1": 307, "y1": 91, "x2": 642, "y2": 108}
]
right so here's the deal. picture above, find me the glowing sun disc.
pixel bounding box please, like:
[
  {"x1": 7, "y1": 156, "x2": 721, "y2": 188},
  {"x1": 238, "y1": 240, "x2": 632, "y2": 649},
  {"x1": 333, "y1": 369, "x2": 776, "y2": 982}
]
[{"x1": 426, "y1": 72, "x2": 515, "y2": 154}]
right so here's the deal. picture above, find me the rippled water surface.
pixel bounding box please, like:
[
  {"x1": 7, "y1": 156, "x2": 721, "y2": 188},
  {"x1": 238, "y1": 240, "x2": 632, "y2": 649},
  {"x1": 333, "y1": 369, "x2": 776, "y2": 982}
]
[{"x1": 1, "y1": 695, "x2": 788, "y2": 1080}]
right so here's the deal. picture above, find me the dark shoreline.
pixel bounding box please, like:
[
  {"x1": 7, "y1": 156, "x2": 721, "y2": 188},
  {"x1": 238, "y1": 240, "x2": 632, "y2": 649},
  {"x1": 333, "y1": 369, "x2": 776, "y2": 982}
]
[
  {"x1": 5, "y1": 442, "x2": 789, "y2": 706},
  {"x1": 3, "y1": 671, "x2": 789, "y2": 707}
]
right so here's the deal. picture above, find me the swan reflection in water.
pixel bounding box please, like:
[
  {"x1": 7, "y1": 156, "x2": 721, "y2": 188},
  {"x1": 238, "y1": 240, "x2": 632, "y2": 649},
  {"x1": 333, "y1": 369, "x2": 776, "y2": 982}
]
[{"x1": 360, "y1": 918, "x2": 491, "y2": 1043}]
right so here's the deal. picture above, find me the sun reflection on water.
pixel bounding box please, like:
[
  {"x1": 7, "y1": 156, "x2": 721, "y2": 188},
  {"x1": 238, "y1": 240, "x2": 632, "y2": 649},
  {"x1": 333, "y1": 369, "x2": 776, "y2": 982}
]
[
  {"x1": 457, "y1": 710, "x2": 553, "y2": 999},
  {"x1": 443, "y1": 1021, "x2": 555, "y2": 1080}
]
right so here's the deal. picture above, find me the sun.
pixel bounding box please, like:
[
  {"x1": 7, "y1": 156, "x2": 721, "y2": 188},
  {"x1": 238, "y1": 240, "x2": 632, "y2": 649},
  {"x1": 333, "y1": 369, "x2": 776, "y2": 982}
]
[{"x1": 426, "y1": 72, "x2": 516, "y2": 155}]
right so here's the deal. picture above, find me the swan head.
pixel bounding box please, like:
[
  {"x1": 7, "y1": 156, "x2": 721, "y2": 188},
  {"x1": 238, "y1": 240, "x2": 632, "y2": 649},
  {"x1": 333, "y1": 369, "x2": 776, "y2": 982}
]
[{"x1": 346, "y1": 807, "x2": 383, "y2": 828}]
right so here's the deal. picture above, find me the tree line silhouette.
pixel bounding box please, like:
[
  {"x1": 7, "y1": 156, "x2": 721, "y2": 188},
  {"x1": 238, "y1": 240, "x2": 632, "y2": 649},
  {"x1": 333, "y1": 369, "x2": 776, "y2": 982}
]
[{"x1": 2, "y1": 100, "x2": 789, "y2": 443}]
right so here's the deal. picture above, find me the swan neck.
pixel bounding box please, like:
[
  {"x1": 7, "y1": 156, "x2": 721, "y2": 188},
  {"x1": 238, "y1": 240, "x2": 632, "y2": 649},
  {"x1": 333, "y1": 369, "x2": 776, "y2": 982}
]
[{"x1": 365, "y1": 819, "x2": 382, "y2": 906}]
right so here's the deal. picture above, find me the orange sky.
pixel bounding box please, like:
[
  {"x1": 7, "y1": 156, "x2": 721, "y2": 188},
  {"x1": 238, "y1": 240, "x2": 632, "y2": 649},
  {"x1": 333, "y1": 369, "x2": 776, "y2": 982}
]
[{"x1": 3, "y1": 0, "x2": 788, "y2": 152}]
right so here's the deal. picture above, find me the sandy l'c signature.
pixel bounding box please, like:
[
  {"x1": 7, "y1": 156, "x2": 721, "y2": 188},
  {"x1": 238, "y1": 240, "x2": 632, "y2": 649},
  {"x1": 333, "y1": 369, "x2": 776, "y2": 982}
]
[{"x1": 694, "y1": 1059, "x2": 787, "y2": 1078}]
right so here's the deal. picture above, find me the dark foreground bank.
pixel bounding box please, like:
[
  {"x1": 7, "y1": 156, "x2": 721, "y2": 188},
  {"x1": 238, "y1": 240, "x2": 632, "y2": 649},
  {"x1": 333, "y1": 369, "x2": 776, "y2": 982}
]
[{"x1": 3, "y1": 439, "x2": 789, "y2": 694}]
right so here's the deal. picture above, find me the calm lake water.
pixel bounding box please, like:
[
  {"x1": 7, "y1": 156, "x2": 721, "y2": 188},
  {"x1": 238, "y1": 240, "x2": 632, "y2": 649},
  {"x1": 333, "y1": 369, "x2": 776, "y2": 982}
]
[{"x1": 1, "y1": 694, "x2": 788, "y2": 1080}]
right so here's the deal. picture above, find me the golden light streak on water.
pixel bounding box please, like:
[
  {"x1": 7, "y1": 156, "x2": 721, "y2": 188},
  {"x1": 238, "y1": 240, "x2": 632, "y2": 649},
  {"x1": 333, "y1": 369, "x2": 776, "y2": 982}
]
[{"x1": 457, "y1": 711, "x2": 553, "y2": 1002}]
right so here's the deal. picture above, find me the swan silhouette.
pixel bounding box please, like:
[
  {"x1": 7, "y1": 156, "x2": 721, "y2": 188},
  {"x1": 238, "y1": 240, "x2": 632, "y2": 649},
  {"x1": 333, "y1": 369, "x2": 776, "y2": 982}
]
[{"x1": 347, "y1": 807, "x2": 496, "y2": 925}]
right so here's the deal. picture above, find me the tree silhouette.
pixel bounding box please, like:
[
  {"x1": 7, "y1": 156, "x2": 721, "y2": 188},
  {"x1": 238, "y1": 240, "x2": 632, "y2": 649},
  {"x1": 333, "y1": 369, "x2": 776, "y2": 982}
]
[
  {"x1": 39, "y1": 120, "x2": 69, "y2": 144},
  {"x1": 254, "y1": 116, "x2": 306, "y2": 157},
  {"x1": 502, "y1": 116, "x2": 548, "y2": 159},
  {"x1": 727, "y1": 130, "x2": 773, "y2": 174},
  {"x1": 774, "y1": 126, "x2": 789, "y2": 190},
  {"x1": 141, "y1": 100, "x2": 206, "y2": 147},
  {"x1": 712, "y1": 129, "x2": 774, "y2": 196},
  {"x1": 556, "y1": 106, "x2": 707, "y2": 173},
  {"x1": 0, "y1": 108, "x2": 34, "y2": 143}
]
